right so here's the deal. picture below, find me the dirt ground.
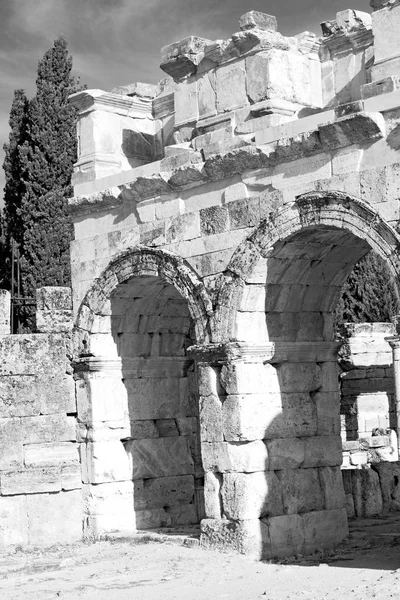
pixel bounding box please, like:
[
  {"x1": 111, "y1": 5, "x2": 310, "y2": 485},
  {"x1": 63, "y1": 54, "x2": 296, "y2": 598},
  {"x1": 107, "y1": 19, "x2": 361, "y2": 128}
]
[{"x1": 1, "y1": 515, "x2": 400, "y2": 600}]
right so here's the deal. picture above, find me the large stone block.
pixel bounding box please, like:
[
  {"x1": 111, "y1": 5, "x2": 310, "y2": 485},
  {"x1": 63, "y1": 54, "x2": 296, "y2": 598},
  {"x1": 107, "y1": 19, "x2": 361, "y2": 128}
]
[
  {"x1": 76, "y1": 376, "x2": 128, "y2": 423},
  {"x1": 302, "y1": 435, "x2": 342, "y2": 468},
  {"x1": 0, "y1": 467, "x2": 61, "y2": 495},
  {"x1": 279, "y1": 468, "x2": 324, "y2": 515},
  {"x1": 216, "y1": 62, "x2": 247, "y2": 112},
  {"x1": 201, "y1": 518, "x2": 267, "y2": 559},
  {"x1": 199, "y1": 393, "x2": 223, "y2": 442},
  {"x1": 82, "y1": 440, "x2": 131, "y2": 484},
  {"x1": 0, "y1": 417, "x2": 23, "y2": 468},
  {"x1": 133, "y1": 474, "x2": 194, "y2": 510},
  {"x1": 221, "y1": 471, "x2": 283, "y2": 519},
  {"x1": 24, "y1": 442, "x2": 79, "y2": 467},
  {"x1": 125, "y1": 436, "x2": 194, "y2": 479},
  {"x1": 352, "y1": 468, "x2": 383, "y2": 517},
  {"x1": 266, "y1": 437, "x2": 304, "y2": 470},
  {"x1": 263, "y1": 513, "x2": 305, "y2": 558},
  {"x1": 62, "y1": 463, "x2": 82, "y2": 490},
  {"x1": 220, "y1": 362, "x2": 279, "y2": 395},
  {"x1": 27, "y1": 490, "x2": 82, "y2": 545},
  {"x1": 0, "y1": 375, "x2": 74, "y2": 418},
  {"x1": 0, "y1": 334, "x2": 67, "y2": 376},
  {"x1": 204, "y1": 471, "x2": 221, "y2": 518},
  {"x1": 0, "y1": 495, "x2": 28, "y2": 549},
  {"x1": 202, "y1": 440, "x2": 268, "y2": 473},
  {"x1": 302, "y1": 508, "x2": 348, "y2": 554},
  {"x1": 21, "y1": 415, "x2": 76, "y2": 444},
  {"x1": 276, "y1": 362, "x2": 321, "y2": 393},
  {"x1": 82, "y1": 481, "x2": 135, "y2": 538},
  {"x1": 135, "y1": 504, "x2": 197, "y2": 529},
  {"x1": 124, "y1": 378, "x2": 189, "y2": 420}
]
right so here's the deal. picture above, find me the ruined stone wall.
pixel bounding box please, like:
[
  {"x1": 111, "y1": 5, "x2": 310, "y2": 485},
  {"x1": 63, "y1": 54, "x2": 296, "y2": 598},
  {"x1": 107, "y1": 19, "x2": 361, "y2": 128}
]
[
  {"x1": 0, "y1": 288, "x2": 81, "y2": 550},
  {"x1": 66, "y1": 4, "x2": 400, "y2": 560}
]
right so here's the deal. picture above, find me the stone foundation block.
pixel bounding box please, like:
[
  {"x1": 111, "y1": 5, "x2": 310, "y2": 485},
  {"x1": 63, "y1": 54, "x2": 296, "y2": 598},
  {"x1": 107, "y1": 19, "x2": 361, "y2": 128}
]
[
  {"x1": 82, "y1": 441, "x2": 131, "y2": 484},
  {"x1": 278, "y1": 468, "x2": 324, "y2": 515},
  {"x1": 221, "y1": 471, "x2": 283, "y2": 519},
  {"x1": 204, "y1": 471, "x2": 221, "y2": 518},
  {"x1": 133, "y1": 475, "x2": 195, "y2": 510},
  {"x1": 125, "y1": 436, "x2": 194, "y2": 479},
  {"x1": 0, "y1": 467, "x2": 61, "y2": 495},
  {"x1": 263, "y1": 513, "x2": 305, "y2": 558},
  {"x1": 83, "y1": 481, "x2": 135, "y2": 538},
  {"x1": 202, "y1": 440, "x2": 268, "y2": 473},
  {"x1": 302, "y1": 508, "x2": 348, "y2": 554},
  {"x1": 0, "y1": 495, "x2": 28, "y2": 549},
  {"x1": 24, "y1": 442, "x2": 79, "y2": 467},
  {"x1": 200, "y1": 518, "x2": 267, "y2": 559},
  {"x1": 27, "y1": 490, "x2": 82, "y2": 546},
  {"x1": 135, "y1": 504, "x2": 197, "y2": 529}
]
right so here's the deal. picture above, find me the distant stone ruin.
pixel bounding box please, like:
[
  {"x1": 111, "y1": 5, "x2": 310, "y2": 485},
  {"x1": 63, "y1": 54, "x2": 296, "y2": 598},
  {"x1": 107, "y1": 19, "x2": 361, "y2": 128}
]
[{"x1": 3, "y1": 2, "x2": 400, "y2": 559}]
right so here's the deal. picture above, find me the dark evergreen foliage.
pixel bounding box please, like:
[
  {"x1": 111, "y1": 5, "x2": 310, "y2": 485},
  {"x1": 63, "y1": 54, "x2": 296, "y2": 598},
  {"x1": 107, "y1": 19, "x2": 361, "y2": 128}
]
[
  {"x1": 334, "y1": 250, "x2": 400, "y2": 326},
  {"x1": 2, "y1": 38, "x2": 83, "y2": 329}
]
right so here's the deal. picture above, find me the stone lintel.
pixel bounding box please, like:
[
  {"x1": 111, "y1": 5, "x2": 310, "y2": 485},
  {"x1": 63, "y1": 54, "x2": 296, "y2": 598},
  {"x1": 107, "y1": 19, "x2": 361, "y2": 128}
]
[
  {"x1": 69, "y1": 89, "x2": 152, "y2": 118},
  {"x1": 187, "y1": 342, "x2": 275, "y2": 365},
  {"x1": 270, "y1": 342, "x2": 342, "y2": 364}
]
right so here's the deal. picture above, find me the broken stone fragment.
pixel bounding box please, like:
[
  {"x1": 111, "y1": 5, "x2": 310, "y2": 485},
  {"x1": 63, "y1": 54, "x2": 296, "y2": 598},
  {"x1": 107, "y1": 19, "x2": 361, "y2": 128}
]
[
  {"x1": 111, "y1": 82, "x2": 159, "y2": 98},
  {"x1": 160, "y1": 36, "x2": 211, "y2": 80},
  {"x1": 239, "y1": 11, "x2": 278, "y2": 32},
  {"x1": 318, "y1": 112, "x2": 385, "y2": 150}
]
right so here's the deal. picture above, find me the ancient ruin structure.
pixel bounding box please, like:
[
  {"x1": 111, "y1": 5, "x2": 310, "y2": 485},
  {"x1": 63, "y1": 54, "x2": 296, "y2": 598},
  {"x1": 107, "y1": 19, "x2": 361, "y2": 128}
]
[{"x1": 3, "y1": 1, "x2": 400, "y2": 559}]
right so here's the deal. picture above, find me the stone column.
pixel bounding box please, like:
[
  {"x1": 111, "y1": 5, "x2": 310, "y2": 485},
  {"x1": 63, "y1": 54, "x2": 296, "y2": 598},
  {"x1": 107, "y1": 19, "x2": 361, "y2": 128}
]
[
  {"x1": 189, "y1": 340, "x2": 348, "y2": 560},
  {"x1": 388, "y1": 338, "x2": 400, "y2": 455}
]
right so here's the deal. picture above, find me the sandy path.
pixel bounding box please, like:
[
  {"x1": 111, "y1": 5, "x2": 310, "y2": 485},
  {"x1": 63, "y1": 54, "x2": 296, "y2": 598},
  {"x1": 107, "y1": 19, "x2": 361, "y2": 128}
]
[{"x1": 1, "y1": 517, "x2": 400, "y2": 600}]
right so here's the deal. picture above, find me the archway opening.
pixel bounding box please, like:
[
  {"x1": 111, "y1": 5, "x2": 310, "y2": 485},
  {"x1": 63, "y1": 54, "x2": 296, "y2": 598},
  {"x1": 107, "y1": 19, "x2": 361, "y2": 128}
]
[{"x1": 110, "y1": 274, "x2": 204, "y2": 530}]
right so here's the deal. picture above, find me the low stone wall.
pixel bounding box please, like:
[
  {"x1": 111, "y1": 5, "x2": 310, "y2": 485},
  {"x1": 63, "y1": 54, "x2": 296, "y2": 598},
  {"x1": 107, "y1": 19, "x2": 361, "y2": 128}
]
[
  {"x1": 0, "y1": 288, "x2": 81, "y2": 550},
  {"x1": 338, "y1": 323, "x2": 400, "y2": 518}
]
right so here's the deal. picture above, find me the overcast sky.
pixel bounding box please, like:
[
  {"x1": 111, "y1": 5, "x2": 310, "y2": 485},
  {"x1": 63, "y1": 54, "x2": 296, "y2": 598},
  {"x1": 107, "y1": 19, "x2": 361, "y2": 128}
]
[{"x1": 0, "y1": 0, "x2": 370, "y2": 197}]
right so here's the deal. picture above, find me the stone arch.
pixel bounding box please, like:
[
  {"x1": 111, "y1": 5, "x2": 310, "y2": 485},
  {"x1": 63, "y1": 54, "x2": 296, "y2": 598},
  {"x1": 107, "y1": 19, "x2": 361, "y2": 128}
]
[
  {"x1": 198, "y1": 191, "x2": 400, "y2": 559},
  {"x1": 73, "y1": 247, "x2": 213, "y2": 539},
  {"x1": 215, "y1": 191, "x2": 400, "y2": 342},
  {"x1": 75, "y1": 246, "x2": 213, "y2": 346}
]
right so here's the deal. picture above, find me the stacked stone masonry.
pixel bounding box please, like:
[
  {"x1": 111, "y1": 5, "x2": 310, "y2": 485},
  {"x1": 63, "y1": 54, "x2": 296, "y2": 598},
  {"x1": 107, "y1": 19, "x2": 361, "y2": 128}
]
[{"x1": 5, "y1": 3, "x2": 400, "y2": 559}]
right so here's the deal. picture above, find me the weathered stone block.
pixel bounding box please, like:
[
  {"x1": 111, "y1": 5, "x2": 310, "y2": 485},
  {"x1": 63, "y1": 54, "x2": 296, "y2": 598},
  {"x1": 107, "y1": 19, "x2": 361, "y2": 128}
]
[
  {"x1": 62, "y1": 463, "x2": 82, "y2": 490},
  {"x1": 221, "y1": 471, "x2": 283, "y2": 519},
  {"x1": 279, "y1": 468, "x2": 324, "y2": 515},
  {"x1": 0, "y1": 467, "x2": 61, "y2": 495},
  {"x1": 134, "y1": 474, "x2": 194, "y2": 510},
  {"x1": 216, "y1": 62, "x2": 247, "y2": 112},
  {"x1": 302, "y1": 435, "x2": 342, "y2": 468},
  {"x1": 0, "y1": 376, "x2": 74, "y2": 418},
  {"x1": 372, "y1": 462, "x2": 400, "y2": 512},
  {"x1": 82, "y1": 481, "x2": 135, "y2": 538},
  {"x1": 302, "y1": 508, "x2": 348, "y2": 554},
  {"x1": 0, "y1": 334, "x2": 67, "y2": 376},
  {"x1": 0, "y1": 495, "x2": 28, "y2": 549},
  {"x1": 24, "y1": 442, "x2": 79, "y2": 467},
  {"x1": 319, "y1": 466, "x2": 346, "y2": 510},
  {"x1": 125, "y1": 436, "x2": 194, "y2": 479},
  {"x1": 135, "y1": 504, "x2": 197, "y2": 529},
  {"x1": 220, "y1": 362, "x2": 279, "y2": 395},
  {"x1": 82, "y1": 440, "x2": 131, "y2": 484},
  {"x1": 204, "y1": 471, "x2": 221, "y2": 518},
  {"x1": 0, "y1": 417, "x2": 23, "y2": 468},
  {"x1": 202, "y1": 440, "x2": 268, "y2": 473},
  {"x1": 352, "y1": 468, "x2": 383, "y2": 517},
  {"x1": 21, "y1": 415, "x2": 76, "y2": 444},
  {"x1": 266, "y1": 437, "x2": 305, "y2": 470},
  {"x1": 263, "y1": 513, "x2": 305, "y2": 558},
  {"x1": 124, "y1": 378, "x2": 189, "y2": 420},
  {"x1": 200, "y1": 393, "x2": 223, "y2": 442},
  {"x1": 27, "y1": 490, "x2": 82, "y2": 545},
  {"x1": 239, "y1": 11, "x2": 278, "y2": 32},
  {"x1": 200, "y1": 518, "x2": 267, "y2": 559}
]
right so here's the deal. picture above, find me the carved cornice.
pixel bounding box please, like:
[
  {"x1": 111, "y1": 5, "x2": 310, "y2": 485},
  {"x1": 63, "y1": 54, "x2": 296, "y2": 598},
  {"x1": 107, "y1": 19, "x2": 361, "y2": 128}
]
[
  {"x1": 69, "y1": 89, "x2": 152, "y2": 118},
  {"x1": 187, "y1": 342, "x2": 275, "y2": 364}
]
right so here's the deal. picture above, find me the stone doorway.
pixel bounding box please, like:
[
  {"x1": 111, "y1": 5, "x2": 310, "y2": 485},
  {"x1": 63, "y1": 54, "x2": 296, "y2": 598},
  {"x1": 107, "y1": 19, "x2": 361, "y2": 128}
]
[{"x1": 75, "y1": 249, "x2": 211, "y2": 539}]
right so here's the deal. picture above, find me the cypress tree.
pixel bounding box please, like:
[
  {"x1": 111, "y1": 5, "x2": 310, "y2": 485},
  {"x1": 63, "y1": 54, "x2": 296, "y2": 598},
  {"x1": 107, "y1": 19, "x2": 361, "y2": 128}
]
[{"x1": 3, "y1": 37, "x2": 83, "y2": 329}]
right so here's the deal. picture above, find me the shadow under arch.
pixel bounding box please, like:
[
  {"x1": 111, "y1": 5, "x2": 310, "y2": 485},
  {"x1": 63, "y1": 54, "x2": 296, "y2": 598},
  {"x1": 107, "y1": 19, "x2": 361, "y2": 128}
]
[
  {"x1": 200, "y1": 191, "x2": 400, "y2": 560},
  {"x1": 73, "y1": 246, "x2": 213, "y2": 539}
]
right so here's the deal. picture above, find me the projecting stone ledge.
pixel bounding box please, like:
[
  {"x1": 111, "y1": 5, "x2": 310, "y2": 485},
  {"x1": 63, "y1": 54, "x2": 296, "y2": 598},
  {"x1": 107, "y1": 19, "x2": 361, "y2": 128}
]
[{"x1": 160, "y1": 37, "x2": 212, "y2": 80}]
